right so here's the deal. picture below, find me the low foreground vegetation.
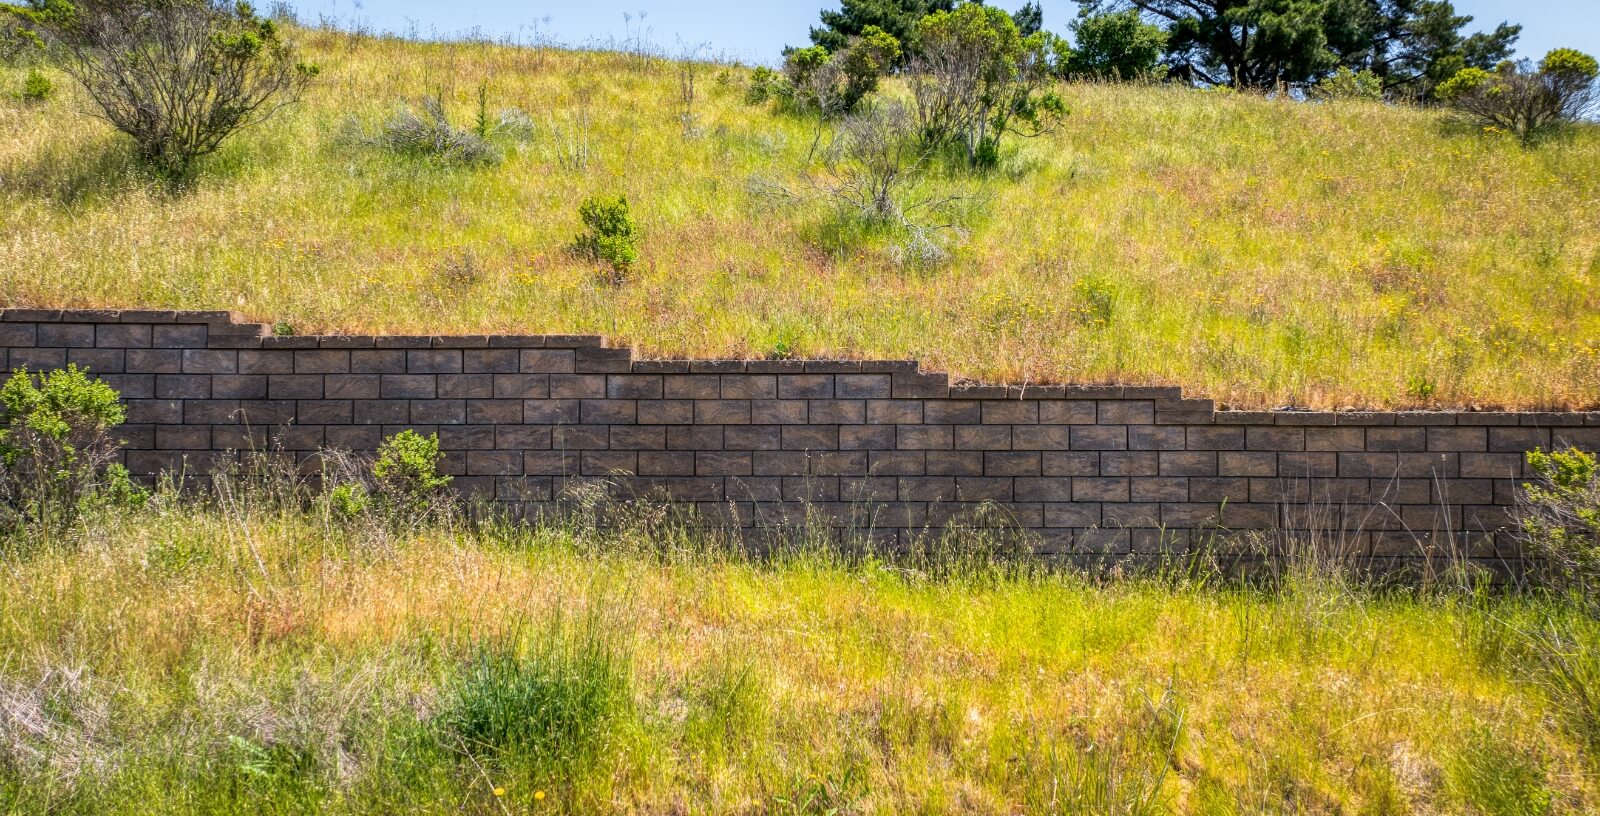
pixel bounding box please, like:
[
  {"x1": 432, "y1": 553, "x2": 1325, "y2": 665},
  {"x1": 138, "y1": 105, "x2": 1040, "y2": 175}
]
[
  {"x1": 3, "y1": 484, "x2": 1600, "y2": 814},
  {"x1": 2, "y1": 28, "x2": 1599, "y2": 408}
]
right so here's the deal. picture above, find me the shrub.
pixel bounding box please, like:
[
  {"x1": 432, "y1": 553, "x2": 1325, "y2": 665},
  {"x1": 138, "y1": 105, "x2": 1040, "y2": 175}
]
[
  {"x1": 574, "y1": 195, "x2": 640, "y2": 281},
  {"x1": 374, "y1": 96, "x2": 499, "y2": 165},
  {"x1": 0, "y1": 365, "x2": 129, "y2": 537},
  {"x1": 371, "y1": 429, "x2": 451, "y2": 513},
  {"x1": 909, "y1": 3, "x2": 1066, "y2": 169},
  {"x1": 1515, "y1": 448, "x2": 1600, "y2": 601},
  {"x1": 20, "y1": 66, "x2": 50, "y2": 101},
  {"x1": 1312, "y1": 66, "x2": 1383, "y2": 102},
  {"x1": 779, "y1": 26, "x2": 900, "y2": 116},
  {"x1": 1063, "y1": 8, "x2": 1168, "y2": 81},
  {"x1": 11, "y1": 0, "x2": 317, "y2": 180},
  {"x1": 1437, "y1": 49, "x2": 1599, "y2": 145}
]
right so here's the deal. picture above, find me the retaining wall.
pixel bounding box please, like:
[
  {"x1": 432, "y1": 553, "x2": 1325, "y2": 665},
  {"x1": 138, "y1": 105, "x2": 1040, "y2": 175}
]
[{"x1": 4, "y1": 309, "x2": 1597, "y2": 566}]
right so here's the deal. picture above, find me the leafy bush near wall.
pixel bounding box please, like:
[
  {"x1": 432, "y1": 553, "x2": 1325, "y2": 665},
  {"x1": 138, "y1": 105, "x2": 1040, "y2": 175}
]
[
  {"x1": 1516, "y1": 448, "x2": 1600, "y2": 603},
  {"x1": 372, "y1": 429, "x2": 451, "y2": 511},
  {"x1": 0, "y1": 365, "x2": 141, "y2": 540},
  {"x1": 574, "y1": 195, "x2": 640, "y2": 282}
]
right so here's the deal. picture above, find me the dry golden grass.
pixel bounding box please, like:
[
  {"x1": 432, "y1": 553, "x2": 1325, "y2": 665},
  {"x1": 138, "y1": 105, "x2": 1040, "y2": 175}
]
[
  {"x1": 2, "y1": 501, "x2": 1597, "y2": 813},
  {"x1": 2, "y1": 28, "x2": 1598, "y2": 409}
]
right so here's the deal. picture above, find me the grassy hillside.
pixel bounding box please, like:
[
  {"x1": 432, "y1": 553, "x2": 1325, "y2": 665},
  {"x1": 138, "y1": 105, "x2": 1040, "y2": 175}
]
[
  {"x1": 2, "y1": 28, "x2": 1598, "y2": 409},
  {"x1": 3, "y1": 500, "x2": 1597, "y2": 813}
]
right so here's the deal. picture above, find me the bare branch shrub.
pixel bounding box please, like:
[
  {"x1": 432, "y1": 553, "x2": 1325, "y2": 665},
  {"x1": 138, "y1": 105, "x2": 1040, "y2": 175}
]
[
  {"x1": 1438, "y1": 49, "x2": 1600, "y2": 145},
  {"x1": 908, "y1": 4, "x2": 1064, "y2": 169},
  {"x1": 14, "y1": 0, "x2": 317, "y2": 180}
]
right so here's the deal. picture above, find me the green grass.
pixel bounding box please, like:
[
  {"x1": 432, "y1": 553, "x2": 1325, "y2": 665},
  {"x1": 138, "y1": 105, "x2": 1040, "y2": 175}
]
[
  {"x1": 1, "y1": 29, "x2": 1598, "y2": 408},
  {"x1": 2, "y1": 494, "x2": 1599, "y2": 813}
]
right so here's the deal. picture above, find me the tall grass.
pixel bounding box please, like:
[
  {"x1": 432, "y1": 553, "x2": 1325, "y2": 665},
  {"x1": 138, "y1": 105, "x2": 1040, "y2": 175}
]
[
  {"x1": 2, "y1": 482, "x2": 1599, "y2": 813},
  {"x1": 1, "y1": 30, "x2": 1597, "y2": 408}
]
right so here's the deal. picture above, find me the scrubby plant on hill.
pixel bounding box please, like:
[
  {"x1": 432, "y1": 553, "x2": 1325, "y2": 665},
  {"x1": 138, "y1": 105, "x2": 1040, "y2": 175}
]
[
  {"x1": 574, "y1": 195, "x2": 641, "y2": 283},
  {"x1": 777, "y1": 25, "x2": 900, "y2": 115},
  {"x1": 1437, "y1": 49, "x2": 1600, "y2": 145},
  {"x1": 910, "y1": 3, "x2": 1066, "y2": 168},
  {"x1": 5, "y1": 0, "x2": 318, "y2": 180},
  {"x1": 0, "y1": 366, "x2": 141, "y2": 540},
  {"x1": 802, "y1": 0, "x2": 955, "y2": 65},
  {"x1": 1058, "y1": 8, "x2": 1168, "y2": 81},
  {"x1": 1516, "y1": 448, "x2": 1600, "y2": 605}
]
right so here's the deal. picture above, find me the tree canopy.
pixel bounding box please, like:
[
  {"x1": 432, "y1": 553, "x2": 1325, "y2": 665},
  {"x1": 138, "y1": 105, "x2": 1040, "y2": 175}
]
[{"x1": 1081, "y1": 0, "x2": 1519, "y2": 93}]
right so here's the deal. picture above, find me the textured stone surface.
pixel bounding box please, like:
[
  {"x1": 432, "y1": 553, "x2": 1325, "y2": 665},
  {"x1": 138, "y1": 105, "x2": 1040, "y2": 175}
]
[{"x1": 6, "y1": 310, "x2": 1598, "y2": 564}]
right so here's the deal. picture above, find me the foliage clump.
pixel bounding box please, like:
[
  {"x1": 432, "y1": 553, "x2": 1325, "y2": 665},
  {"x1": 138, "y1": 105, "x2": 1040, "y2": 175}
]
[
  {"x1": 371, "y1": 429, "x2": 451, "y2": 512},
  {"x1": 1437, "y1": 49, "x2": 1599, "y2": 144},
  {"x1": 1311, "y1": 66, "x2": 1383, "y2": 102},
  {"x1": 0, "y1": 365, "x2": 142, "y2": 539},
  {"x1": 574, "y1": 195, "x2": 640, "y2": 282},
  {"x1": 762, "y1": 25, "x2": 900, "y2": 116},
  {"x1": 1516, "y1": 448, "x2": 1600, "y2": 604},
  {"x1": 19, "y1": 66, "x2": 50, "y2": 101},
  {"x1": 909, "y1": 3, "x2": 1065, "y2": 168},
  {"x1": 1058, "y1": 8, "x2": 1167, "y2": 81},
  {"x1": 373, "y1": 95, "x2": 498, "y2": 165},
  {"x1": 9, "y1": 0, "x2": 317, "y2": 180}
]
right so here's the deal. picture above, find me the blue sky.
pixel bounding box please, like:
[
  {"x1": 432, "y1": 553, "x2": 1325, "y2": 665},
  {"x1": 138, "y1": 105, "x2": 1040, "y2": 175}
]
[{"x1": 292, "y1": 1, "x2": 1598, "y2": 67}]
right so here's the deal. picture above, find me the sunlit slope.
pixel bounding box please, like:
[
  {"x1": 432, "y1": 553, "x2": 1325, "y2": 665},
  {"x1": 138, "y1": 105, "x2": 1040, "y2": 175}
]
[{"x1": 2, "y1": 29, "x2": 1597, "y2": 408}]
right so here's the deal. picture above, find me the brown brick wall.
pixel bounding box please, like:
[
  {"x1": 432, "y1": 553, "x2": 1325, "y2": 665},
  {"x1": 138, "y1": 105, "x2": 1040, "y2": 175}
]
[{"x1": 5, "y1": 309, "x2": 1598, "y2": 564}]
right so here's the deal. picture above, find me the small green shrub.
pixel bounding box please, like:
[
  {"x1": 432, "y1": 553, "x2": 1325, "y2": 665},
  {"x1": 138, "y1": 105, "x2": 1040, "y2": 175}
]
[
  {"x1": 0, "y1": 365, "x2": 130, "y2": 537},
  {"x1": 1516, "y1": 448, "x2": 1600, "y2": 601},
  {"x1": 574, "y1": 195, "x2": 640, "y2": 282},
  {"x1": 1312, "y1": 66, "x2": 1383, "y2": 102},
  {"x1": 372, "y1": 429, "x2": 451, "y2": 512},
  {"x1": 328, "y1": 481, "x2": 369, "y2": 518},
  {"x1": 21, "y1": 67, "x2": 52, "y2": 102}
]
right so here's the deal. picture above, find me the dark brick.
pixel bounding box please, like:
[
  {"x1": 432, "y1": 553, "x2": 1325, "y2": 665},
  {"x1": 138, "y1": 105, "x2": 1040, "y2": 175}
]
[
  {"x1": 752, "y1": 400, "x2": 808, "y2": 424},
  {"x1": 1099, "y1": 401, "x2": 1155, "y2": 424},
  {"x1": 1039, "y1": 401, "x2": 1097, "y2": 424},
  {"x1": 549, "y1": 374, "x2": 606, "y2": 399},
  {"x1": 720, "y1": 375, "x2": 776, "y2": 399},
  {"x1": 810, "y1": 400, "x2": 866, "y2": 424},
  {"x1": 925, "y1": 450, "x2": 984, "y2": 476},
  {"x1": 438, "y1": 374, "x2": 494, "y2": 399},
  {"x1": 1129, "y1": 426, "x2": 1185, "y2": 451},
  {"x1": 467, "y1": 400, "x2": 523, "y2": 425},
  {"x1": 1159, "y1": 451, "x2": 1217, "y2": 477},
  {"x1": 1100, "y1": 452, "x2": 1159, "y2": 476},
  {"x1": 96, "y1": 324, "x2": 151, "y2": 348},
  {"x1": 239, "y1": 350, "x2": 295, "y2": 374},
  {"x1": 155, "y1": 374, "x2": 210, "y2": 399},
  {"x1": 126, "y1": 349, "x2": 182, "y2": 373},
  {"x1": 323, "y1": 375, "x2": 379, "y2": 400},
  {"x1": 38, "y1": 324, "x2": 94, "y2": 347},
  {"x1": 982, "y1": 402, "x2": 1037, "y2": 424},
  {"x1": 1042, "y1": 452, "x2": 1099, "y2": 476},
  {"x1": 638, "y1": 400, "x2": 695, "y2": 425},
  {"x1": 696, "y1": 400, "x2": 751, "y2": 424},
  {"x1": 611, "y1": 426, "x2": 666, "y2": 450},
  {"x1": 784, "y1": 425, "x2": 839, "y2": 450},
  {"x1": 1070, "y1": 426, "x2": 1127, "y2": 451},
  {"x1": 984, "y1": 451, "x2": 1040, "y2": 476},
  {"x1": 836, "y1": 374, "x2": 892, "y2": 398},
  {"x1": 380, "y1": 375, "x2": 435, "y2": 399},
  {"x1": 68, "y1": 348, "x2": 124, "y2": 373},
  {"x1": 411, "y1": 400, "x2": 464, "y2": 425},
  {"x1": 1428, "y1": 427, "x2": 1487, "y2": 452},
  {"x1": 840, "y1": 425, "x2": 896, "y2": 450}
]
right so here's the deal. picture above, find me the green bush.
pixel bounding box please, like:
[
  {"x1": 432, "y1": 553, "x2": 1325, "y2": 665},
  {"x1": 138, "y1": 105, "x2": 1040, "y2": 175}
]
[
  {"x1": 20, "y1": 67, "x2": 52, "y2": 101},
  {"x1": 372, "y1": 429, "x2": 451, "y2": 512},
  {"x1": 1438, "y1": 48, "x2": 1599, "y2": 145},
  {"x1": 1063, "y1": 8, "x2": 1168, "y2": 81},
  {"x1": 0, "y1": 365, "x2": 133, "y2": 537},
  {"x1": 1312, "y1": 66, "x2": 1383, "y2": 102},
  {"x1": 1515, "y1": 447, "x2": 1600, "y2": 602},
  {"x1": 574, "y1": 195, "x2": 640, "y2": 281}
]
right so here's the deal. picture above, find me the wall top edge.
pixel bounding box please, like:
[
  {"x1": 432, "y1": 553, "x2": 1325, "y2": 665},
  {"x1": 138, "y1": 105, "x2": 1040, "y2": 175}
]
[{"x1": 4, "y1": 309, "x2": 1598, "y2": 418}]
